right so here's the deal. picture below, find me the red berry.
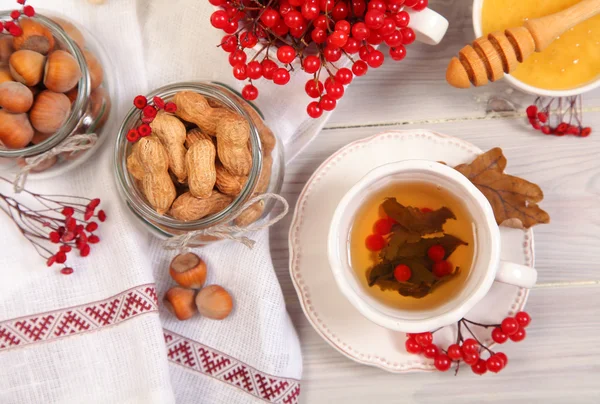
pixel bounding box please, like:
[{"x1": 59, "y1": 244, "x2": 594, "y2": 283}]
[
  {"x1": 529, "y1": 118, "x2": 541, "y2": 130},
  {"x1": 447, "y1": 344, "x2": 462, "y2": 360},
  {"x1": 98, "y1": 210, "x2": 107, "y2": 222},
  {"x1": 462, "y1": 351, "x2": 479, "y2": 365},
  {"x1": 277, "y1": 45, "x2": 296, "y2": 64},
  {"x1": 272, "y1": 21, "x2": 289, "y2": 37},
  {"x1": 462, "y1": 338, "x2": 479, "y2": 353},
  {"x1": 305, "y1": 79, "x2": 324, "y2": 98},
  {"x1": 390, "y1": 45, "x2": 407, "y2": 61},
  {"x1": 352, "y1": 60, "x2": 368, "y2": 76},
  {"x1": 323, "y1": 46, "x2": 342, "y2": 62},
  {"x1": 432, "y1": 260, "x2": 453, "y2": 278},
  {"x1": 60, "y1": 267, "x2": 74, "y2": 275},
  {"x1": 62, "y1": 207, "x2": 75, "y2": 217},
  {"x1": 501, "y1": 317, "x2": 519, "y2": 336},
  {"x1": 405, "y1": 337, "x2": 422, "y2": 354},
  {"x1": 495, "y1": 352, "x2": 508, "y2": 368},
  {"x1": 164, "y1": 102, "x2": 177, "y2": 113},
  {"x1": 153, "y1": 96, "x2": 165, "y2": 109},
  {"x1": 335, "y1": 68, "x2": 353, "y2": 85},
  {"x1": 228, "y1": 50, "x2": 247, "y2": 66},
  {"x1": 10, "y1": 10, "x2": 20, "y2": 20},
  {"x1": 261, "y1": 59, "x2": 278, "y2": 79},
  {"x1": 405, "y1": 0, "x2": 418, "y2": 6},
  {"x1": 515, "y1": 311, "x2": 531, "y2": 327},
  {"x1": 366, "y1": 50, "x2": 385, "y2": 68},
  {"x1": 373, "y1": 218, "x2": 394, "y2": 235},
  {"x1": 320, "y1": 0, "x2": 335, "y2": 12},
  {"x1": 246, "y1": 61, "x2": 263, "y2": 80},
  {"x1": 62, "y1": 231, "x2": 76, "y2": 243},
  {"x1": 55, "y1": 251, "x2": 67, "y2": 264},
  {"x1": 401, "y1": 27, "x2": 416, "y2": 44},
  {"x1": 133, "y1": 95, "x2": 147, "y2": 109},
  {"x1": 311, "y1": 27, "x2": 328, "y2": 43},
  {"x1": 581, "y1": 127, "x2": 592, "y2": 137},
  {"x1": 60, "y1": 245, "x2": 72, "y2": 253},
  {"x1": 351, "y1": 22, "x2": 370, "y2": 41},
  {"x1": 509, "y1": 326, "x2": 526, "y2": 342},
  {"x1": 526, "y1": 105, "x2": 538, "y2": 118},
  {"x1": 427, "y1": 245, "x2": 445, "y2": 262},
  {"x1": 302, "y1": 0, "x2": 320, "y2": 20},
  {"x1": 319, "y1": 95, "x2": 337, "y2": 111},
  {"x1": 412, "y1": 0, "x2": 428, "y2": 11},
  {"x1": 138, "y1": 123, "x2": 151, "y2": 137},
  {"x1": 239, "y1": 32, "x2": 258, "y2": 48},
  {"x1": 242, "y1": 84, "x2": 258, "y2": 101},
  {"x1": 49, "y1": 231, "x2": 61, "y2": 243},
  {"x1": 385, "y1": 31, "x2": 404, "y2": 47},
  {"x1": 365, "y1": 234, "x2": 385, "y2": 251},
  {"x1": 471, "y1": 359, "x2": 487, "y2": 375},
  {"x1": 325, "y1": 79, "x2": 344, "y2": 100},
  {"x1": 423, "y1": 344, "x2": 438, "y2": 359},
  {"x1": 65, "y1": 217, "x2": 76, "y2": 232},
  {"x1": 261, "y1": 8, "x2": 281, "y2": 28},
  {"x1": 88, "y1": 235, "x2": 100, "y2": 244},
  {"x1": 284, "y1": 10, "x2": 305, "y2": 29},
  {"x1": 351, "y1": 0, "x2": 367, "y2": 16},
  {"x1": 491, "y1": 327, "x2": 508, "y2": 344},
  {"x1": 210, "y1": 10, "x2": 228, "y2": 29},
  {"x1": 487, "y1": 355, "x2": 504, "y2": 373},
  {"x1": 313, "y1": 14, "x2": 331, "y2": 29},
  {"x1": 364, "y1": 10, "x2": 385, "y2": 30},
  {"x1": 414, "y1": 332, "x2": 433, "y2": 347},
  {"x1": 232, "y1": 63, "x2": 247, "y2": 80},
  {"x1": 80, "y1": 244, "x2": 91, "y2": 257},
  {"x1": 393, "y1": 11, "x2": 410, "y2": 27},
  {"x1": 434, "y1": 354, "x2": 452, "y2": 372},
  {"x1": 541, "y1": 126, "x2": 551, "y2": 135},
  {"x1": 303, "y1": 56, "x2": 321, "y2": 74},
  {"x1": 86, "y1": 222, "x2": 99, "y2": 232},
  {"x1": 394, "y1": 264, "x2": 412, "y2": 282},
  {"x1": 537, "y1": 112, "x2": 548, "y2": 123},
  {"x1": 142, "y1": 105, "x2": 157, "y2": 118},
  {"x1": 359, "y1": 44, "x2": 374, "y2": 60},
  {"x1": 307, "y1": 101, "x2": 323, "y2": 118},
  {"x1": 23, "y1": 6, "x2": 35, "y2": 17},
  {"x1": 366, "y1": 30, "x2": 383, "y2": 45},
  {"x1": 331, "y1": 1, "x2": 349, "y2": 20},
  {"x1": 335, "y1": 20, "x2": 351, "y2": 33},
  {"x1": 368, "y1": 0, "x2": 387, "y2": 12},
  {"x1": 328, "y1": 30, "x2": 349, "y2": 48},
  {"x1": 378, "y1": 18, "x2": 396, "y2": 37},
  {"x1": 272, "y1": 68, "x2": 291, "y2": 85}
]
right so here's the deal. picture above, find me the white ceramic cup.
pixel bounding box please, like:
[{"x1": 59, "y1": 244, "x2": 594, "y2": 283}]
[
  {"x1": 472, "y1": 0, "x2": 600, "y2": 97},
  {"x1": 407, "y1": 8, "x2": 449, "y2": 46},
  {"x1": 328, "y1": 160, "x2": 537, "y2": 333}
]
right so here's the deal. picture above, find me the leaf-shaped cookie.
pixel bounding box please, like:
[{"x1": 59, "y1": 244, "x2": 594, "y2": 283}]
[{"x1": 454, "y1": 148, "x2": 550, "y2": 229}]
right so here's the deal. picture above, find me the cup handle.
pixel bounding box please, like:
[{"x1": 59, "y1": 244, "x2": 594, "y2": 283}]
[
  {"x1": 407, "y1": 8, "x2": 449, "y2": 45},
  {"x1": 495, "y1": 261, "x2": 538, "y2": 289}
]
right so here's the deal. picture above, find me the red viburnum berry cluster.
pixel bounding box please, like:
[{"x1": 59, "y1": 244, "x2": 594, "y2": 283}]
[
  {"x1": 526, "y1": 96, "x2": 592, "y2": 137},
  {"x1": 0, "y1": 0, "x2": 35, "y2": 37},
  {"x1": 0, "y1": 177, "x2": 106, "y2": 275},
  {"x1": 406, "y1": 311, "x2": 531, "y2": 375},
  {"x1": 126, "y1": 95, "x2": 178, "y2": 142},
  {"x1": 210, "y1": 0, "x2": 428, "y2": 118}
]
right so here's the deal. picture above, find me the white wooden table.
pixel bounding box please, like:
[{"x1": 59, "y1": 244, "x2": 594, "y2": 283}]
[{"x1": 271, "y1": 0, "x2": 600, "y2": 402}]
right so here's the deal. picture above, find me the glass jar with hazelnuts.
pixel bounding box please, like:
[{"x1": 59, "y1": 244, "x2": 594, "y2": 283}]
[
  {"x1": 114, "y1": 82, "x2": 284, "y2": 246},
  {"x1": 0, "y1": 11, "x2": 115, "y2": 181}
]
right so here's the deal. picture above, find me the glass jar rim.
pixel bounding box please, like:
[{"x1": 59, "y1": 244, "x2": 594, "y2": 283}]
[
  {"x1": 113, "y1": 82, "x2": 264, "y2": 232},
  {"x1": 0, "y1": 12, "x2": 91, "y2": 158}
]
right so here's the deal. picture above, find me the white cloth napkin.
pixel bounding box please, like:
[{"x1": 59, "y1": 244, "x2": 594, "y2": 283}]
[{"x1": 0, "y1": 0, "x2": 314, "y2": 402}]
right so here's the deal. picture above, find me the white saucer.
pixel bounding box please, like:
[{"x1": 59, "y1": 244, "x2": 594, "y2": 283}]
[{"x1": 289, "y1": 130, "x2": 533, "y2": 373}]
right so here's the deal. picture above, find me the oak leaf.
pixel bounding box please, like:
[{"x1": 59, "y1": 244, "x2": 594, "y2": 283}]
[{"x1": 454, "y1": 148, "x2": 549, "y2": 229}]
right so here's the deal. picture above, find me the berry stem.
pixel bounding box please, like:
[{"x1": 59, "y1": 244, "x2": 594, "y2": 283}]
[{"x1": 461, "y1": 320, "x2": 494, "y2": 355}]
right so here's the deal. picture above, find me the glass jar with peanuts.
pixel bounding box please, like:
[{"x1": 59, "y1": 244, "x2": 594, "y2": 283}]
[
  {"x1": 0, "y1": 12, "x2": 115, "y2": 185},
  {"x1": 114, "y1": 82, "x2": 284, "y2": 246}
]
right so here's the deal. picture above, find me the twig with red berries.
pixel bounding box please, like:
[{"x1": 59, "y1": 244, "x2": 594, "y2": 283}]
[
  {"x1": 210, "y1": 0, "x2": 429, "y2": 118},
  {"x1": 526, "y1": 96, "x2": 592, "y2": 137},
  {"x1": 0, "y1": 0, "x2": 35, "y2": 37},
  {"x1": 405, "y1": 311, "x2": 532, "y2": 375},
  {"x1": 126, "y1": 95, "x2": 177, "y2": 143},
  {"x1": 0, "y1": 177, "x2": 106, "y2": 275}
]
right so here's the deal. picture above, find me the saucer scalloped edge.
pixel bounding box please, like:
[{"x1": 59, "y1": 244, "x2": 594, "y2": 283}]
[{"x1": 289, "y1": 130, "x2": 533, "y2": 373}]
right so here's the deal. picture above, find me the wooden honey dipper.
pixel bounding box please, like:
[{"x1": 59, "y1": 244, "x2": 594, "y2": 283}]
[{"x1": 446, "y1": 0, "x2": 600, "y2": 88}]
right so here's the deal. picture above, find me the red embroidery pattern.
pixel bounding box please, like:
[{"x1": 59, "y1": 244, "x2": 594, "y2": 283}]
[
  {"x1": 0, "y1": 285, "x2": 158, "y2": 351},
  {"x1": 164, "y1": 330, "x2": 301, "y2": 404}
]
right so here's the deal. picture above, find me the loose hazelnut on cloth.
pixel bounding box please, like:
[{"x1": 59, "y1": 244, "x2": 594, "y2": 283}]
[
  {"x1": 163, "y1": 287, "x2": 197, "y2": 321},
  {"x1": 169, "y1": 252, "x2": 207, "y2": 289},
  {"x1": 195, "y1": 285, "x2": 233, "y2": 320}
]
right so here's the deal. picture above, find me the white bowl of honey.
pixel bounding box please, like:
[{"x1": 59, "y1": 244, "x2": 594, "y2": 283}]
[{"x1": 473, "y1": 0, "x2": 600, "y2": 97}]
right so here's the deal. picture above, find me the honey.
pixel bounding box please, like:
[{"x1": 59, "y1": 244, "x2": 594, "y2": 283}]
[{"x1": 482, "y1": 0, "x2": 600, "y2": 90}]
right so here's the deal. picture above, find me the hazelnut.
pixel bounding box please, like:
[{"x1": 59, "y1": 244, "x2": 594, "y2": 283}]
[
  {"x1": 163, "y1": 287, "x2": 197, "y2": 321},
  {"x1": 0, "y1": 35, "x2": 13, "y2": 67},
  {"x1": 0, "y1": 82, "x2": 34, "y2": 113},
  {"x1": 31, "y1": 130, "x2": 54, "y2": 145},
  {"x1": 0, "y1": 110, "x2": 34, "y2": 149},
  {"x1": 9, "y1": 50, "x2": 46, "y2": 86},
  {"x1": 44, "y1": 50, "x2": 82, "y2": 93},
  {"x1": 29, "y1": 90, "x2": 71, "y2": 133},
  {"x1": 83, "y1": 50, "x2": 103, "y2": 90},
  {"x1": 169, "y1": 253, "x2": 207, "y2": 289},
  {"x1": 0, "y1": 67, "x2": 13, "y2": 84},
  {"x1": 65, "y1": 86, "x2": 78, "y2": 103},
  {"x1": 51, "y1": 17, "x2": 85, "y2": 50},
  {"x1": 195, "y1": 285, "x2": 233, "y2": 320},
  {"x1": 12, "y1": 18, "x2": 55, "y2": 55}
]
